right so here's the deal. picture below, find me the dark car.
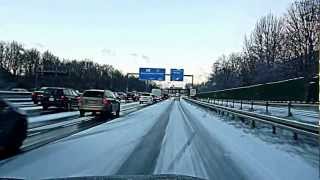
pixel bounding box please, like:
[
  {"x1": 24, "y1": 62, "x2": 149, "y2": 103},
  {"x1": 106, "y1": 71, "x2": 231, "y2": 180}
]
[
  {"x1": 0, "y1": 99, "x2": 27, "y2": 154},
  {"x1": 162, "y1": 94, "x2": 169, "y2": 100},
  {"x1": 126, "y1": 92, "x2": 136, "y2": 102},
  {"x1": 79, "y1": 89, "x2": 120, "y2": 118},
  {"x1": 32, "y1": 87, "x2": 48, "y2": 104},
  {"x1": 41, "y1": 87, "x2": 80, "y2": 111}
]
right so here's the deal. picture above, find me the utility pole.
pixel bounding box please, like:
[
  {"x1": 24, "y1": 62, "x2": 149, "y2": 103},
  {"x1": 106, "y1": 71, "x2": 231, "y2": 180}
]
[{"x1": 126, "y1": 74, "x2": 129, "y2": 92}]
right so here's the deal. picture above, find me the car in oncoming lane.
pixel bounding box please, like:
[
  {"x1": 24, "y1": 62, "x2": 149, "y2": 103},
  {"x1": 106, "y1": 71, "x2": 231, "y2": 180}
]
[
  {"x1": 139, "y1": 93, "x2": 153, "y2": 104},
  {"x1": 10, "y1": 88, "x2": 29, "y2": 92},
  {"x1": 79, "y1": 89, "x2": 120, "y2": 118},
  {"x1": 41, "y1": 87, "x2": 80, "y2": 111}
]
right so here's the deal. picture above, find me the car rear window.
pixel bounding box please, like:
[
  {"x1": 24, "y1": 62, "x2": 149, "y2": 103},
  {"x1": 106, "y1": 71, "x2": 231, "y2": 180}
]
[
  {"x1": 83, "y1": 91, "x2": 104, "y2": 98},
  {"x1": 104, "y1": 90, "x2": 115, "y2": 98},
  {"x1": 45, "y1": 88, "x2": 63, "y2": 96}
]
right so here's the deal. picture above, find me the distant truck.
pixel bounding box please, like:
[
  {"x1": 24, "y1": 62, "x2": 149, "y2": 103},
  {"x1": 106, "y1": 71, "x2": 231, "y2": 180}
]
[
  {"x1": 151, "y1": 89, "x2": 162, "y2": 101},
  {"x1": 190, "y1": 89, "x2": 196, "y2": 97}
]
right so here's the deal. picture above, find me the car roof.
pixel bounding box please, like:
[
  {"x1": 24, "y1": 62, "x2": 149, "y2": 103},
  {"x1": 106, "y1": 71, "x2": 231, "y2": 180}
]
[
  {"x1": 41, "y1": 87, "x2": 67, "y2": 90},
  {"x1": 85, "y1": 89, "x2": 107, "y2": 92}
]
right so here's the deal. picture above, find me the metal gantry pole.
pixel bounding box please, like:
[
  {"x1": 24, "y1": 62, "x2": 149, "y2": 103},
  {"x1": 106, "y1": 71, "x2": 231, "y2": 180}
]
[
  {"x1": 191, "y1": 75, "x2": 194, "y2": 87},
  {"x1": 126, "y1": 74, "x2": 129, "y2": 92}
]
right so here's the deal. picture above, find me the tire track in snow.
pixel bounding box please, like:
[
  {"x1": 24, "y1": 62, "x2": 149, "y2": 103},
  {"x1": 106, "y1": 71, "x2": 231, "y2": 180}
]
[
  {"x1": 116, "y1": 101, "x2": 174, "y2": 174},
  {"x1": 178, "y1": 101, "x2": 249, "y2": 180}
]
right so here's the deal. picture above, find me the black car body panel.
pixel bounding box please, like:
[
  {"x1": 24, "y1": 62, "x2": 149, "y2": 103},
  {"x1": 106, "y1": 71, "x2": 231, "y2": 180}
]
[{"x1": 0, "y1": 99, "x2": 27, "y2": 153}]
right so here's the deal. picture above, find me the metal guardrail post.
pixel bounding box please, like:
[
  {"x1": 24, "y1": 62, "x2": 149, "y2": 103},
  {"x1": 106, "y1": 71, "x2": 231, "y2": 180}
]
[
  {"x1": 288, "y1": 101, "x2": 292, "y2": 116},
  {"x1": 240, "y1": 100, "x2": 243, "y2": 110},
  {"x1": 226, "y1": 99, "x2": 228, "y2": 107},
  {"x1": 213, "y1": 99, "x2": 215, "y2": 104},
  {"x1": 232, "y1": 99, "x2": 235, "y2": 108},
  {"x1": 293, "y1": 132, "x2": 298, "y2": 140},
  {"x1": 251, "y1": 120, "x2": 256, "y2": 128},
  {"x1": 266, "y1": 101, "x2": 269, "y2": 114},
  {"x1": 250, "y1": 100, "x2": 254, "y2": 111},
  {"x1": 272, "y1": 126, "x2": 276, "y2": 134}
]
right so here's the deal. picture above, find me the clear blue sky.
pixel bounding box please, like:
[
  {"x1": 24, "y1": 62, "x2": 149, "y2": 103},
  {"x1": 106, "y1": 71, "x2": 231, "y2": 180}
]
[{"x1": 0, "y1": 0, "x2": 293, "y2": 86}]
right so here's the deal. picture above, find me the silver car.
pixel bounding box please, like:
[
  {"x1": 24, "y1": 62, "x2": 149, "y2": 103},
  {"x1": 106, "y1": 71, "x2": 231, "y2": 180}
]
[
  {"x1": 79, "y1": 89, "x2": 120, "y2": 118},
  {"x1": 139, "y1": 93, "x2": 153, "y2": 104}
]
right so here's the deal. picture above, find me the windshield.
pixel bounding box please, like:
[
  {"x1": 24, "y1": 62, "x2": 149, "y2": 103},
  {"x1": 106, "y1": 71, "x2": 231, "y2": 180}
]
[
  {"x1": 0, "y1": 0, "x2": 319, "y2": 180},
  {"x1": 44, "y1": 88, "x2": 63, "y2": 96}
]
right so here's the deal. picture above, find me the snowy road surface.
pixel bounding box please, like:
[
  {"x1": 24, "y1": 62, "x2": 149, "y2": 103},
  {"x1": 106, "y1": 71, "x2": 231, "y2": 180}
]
[
  {"x1": 0, "y1": 99, "x2": 318, "y2": 179},
  {"x1": 27, "y1": 102, "x2": 142, "y2": 126}
]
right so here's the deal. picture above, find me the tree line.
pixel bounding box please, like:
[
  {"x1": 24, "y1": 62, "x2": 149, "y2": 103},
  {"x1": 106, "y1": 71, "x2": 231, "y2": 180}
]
[
  {"x1": 0, "y1": 41, "x2": 157, "y2": 91},
  {"x1": 196, "y1": 0, "x2": 319, "y2": 92}
]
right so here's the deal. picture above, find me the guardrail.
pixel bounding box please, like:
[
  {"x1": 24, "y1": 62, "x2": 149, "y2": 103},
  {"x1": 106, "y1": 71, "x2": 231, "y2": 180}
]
[
  {"x1": 185, "y1": 98, "x2": 319, "y2": 139},
  {"x1": 202, "y1": 98, "x2": 319, "y2": 116},
  {"x1": 0, "y1": 91, "x2": 32, "y2": 99}
]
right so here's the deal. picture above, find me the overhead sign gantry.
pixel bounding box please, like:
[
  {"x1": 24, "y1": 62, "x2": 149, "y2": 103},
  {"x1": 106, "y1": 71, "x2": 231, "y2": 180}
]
[
  {"x1": 170, "y1": 69, "x2": 184, "y2": 81},
  {"x1": 139, "y1": 68, "x2": 166, "y2": 81},
  {"x1": 126, "y1": 67, "x2": 194, "y2": 91}
]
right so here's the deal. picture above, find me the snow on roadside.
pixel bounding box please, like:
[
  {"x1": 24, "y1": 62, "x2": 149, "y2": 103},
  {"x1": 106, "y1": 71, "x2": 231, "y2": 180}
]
[
  {"x1": 181, "y1": 100, "x2": 319, "y2": 180},
  {"x1": 26, "y1": 102, "x2": 141, "y2": 124},
  {"x1": 27, "y1": 111, "x2": 79, "y2": 124},
  {"x1": 209, "y1": 101, "x2": 319, "y2": 124}
]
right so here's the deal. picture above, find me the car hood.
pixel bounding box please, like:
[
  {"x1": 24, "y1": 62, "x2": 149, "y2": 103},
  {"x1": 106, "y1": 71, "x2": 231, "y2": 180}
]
[
  {"x1": 43, "y1": 175, "x2": 206, "y2": 180},
  {"x1": 1, "y1": 175, "x2": 206, "y2": 180}
]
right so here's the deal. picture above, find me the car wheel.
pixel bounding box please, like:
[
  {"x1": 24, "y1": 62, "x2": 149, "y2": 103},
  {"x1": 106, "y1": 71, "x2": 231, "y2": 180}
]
[
  {"x1": 33, "y1": 100, "x2": 38, "y2": 105},
  {"x1": 80, "y1": 110, "x2": 85, "y2": 117},
  {"x1": 43, "y1": 105, "x2": 48, "y2": 110},
  {"x1": 7, "y1": 119, "x2": 27, "y2": 152},
  {"x1": 115, "y1": 106, "x2": 120, "y2": 118},
  {"x1": 139, "y1": 101, "x2": 142, "y2": 104},
  {"x1": 68, "y1": 103, "x2": 72, "y2": 111},
  {"x1": 64, "y1": 103, "x2": 71, "y2": 111},
  {"x1": 100, "y1": 111, "x2": 111, "y2": 121}
]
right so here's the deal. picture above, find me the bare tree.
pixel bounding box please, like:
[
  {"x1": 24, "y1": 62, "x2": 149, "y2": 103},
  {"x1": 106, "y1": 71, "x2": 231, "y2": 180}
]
[{"x1": 284, "y1": 0, "x2": 320, "y2": 78}]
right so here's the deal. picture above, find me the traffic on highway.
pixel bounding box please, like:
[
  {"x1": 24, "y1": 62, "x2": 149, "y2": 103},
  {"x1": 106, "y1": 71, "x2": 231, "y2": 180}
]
[{"x1": 0, "y1": 0, "x2": 319, "y2": 180}]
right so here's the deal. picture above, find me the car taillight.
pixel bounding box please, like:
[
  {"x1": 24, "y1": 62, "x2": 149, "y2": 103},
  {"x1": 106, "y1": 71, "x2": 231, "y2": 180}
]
[
  {"x1": 61, "y1": 96, "x2": 68, "y2": 100},
  {"x1": 103, "y1": 98, "x2": 111, "y2": 105},
  {"x1": 78, "y1": 97, "x2": 82, "y2": 105}
]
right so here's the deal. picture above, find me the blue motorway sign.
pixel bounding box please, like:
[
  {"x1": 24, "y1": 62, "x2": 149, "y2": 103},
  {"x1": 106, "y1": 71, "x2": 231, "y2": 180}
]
[
  {"x1": 139, "y1": 68, "x2": 166, "y2": 81},
  {"x1": 170, "y1": 69, "x2": 184, "y2": 81}
]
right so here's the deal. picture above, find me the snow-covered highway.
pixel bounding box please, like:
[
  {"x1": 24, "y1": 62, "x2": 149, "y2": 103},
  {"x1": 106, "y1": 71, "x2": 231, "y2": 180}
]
[{"x1": 0, "y1": 99, "x2": 318, "y2": 180}]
